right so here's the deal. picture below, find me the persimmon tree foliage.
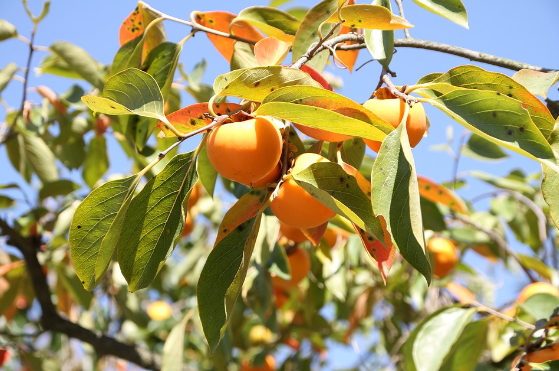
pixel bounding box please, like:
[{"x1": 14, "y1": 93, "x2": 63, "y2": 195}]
[{"x1": 1, "y1": 0, "x2": 559, "y2": 370}]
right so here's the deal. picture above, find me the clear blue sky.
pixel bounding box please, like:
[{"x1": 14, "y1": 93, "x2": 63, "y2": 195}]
[{"x1": 1, "y1": 0, "x2": 559, "y2": 369}]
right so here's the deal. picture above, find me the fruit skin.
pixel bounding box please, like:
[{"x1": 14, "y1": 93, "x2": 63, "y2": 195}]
[
  {"x1": 187, "y1": 183, "x2": 201, "y2": 210},
  {"x1": 271, "y1": 246, "x2": 311, "y2": 289},
  {"x1": 270, "y1": 153, "x2": 336, "y2": 229},
  {"x1": 362, "y1": 98, "x2": 427, "y2": 152},
  {"x1": 279, "y1": 221, "x2": 308, "y2": 243},
  {"x1": 251, "y1": 163, "x2": 281, "y2": 188},
  {"x1": 181, "y1": 213, "x2": 194, "y2": 238},
  {"x1": 293, "y1": 124, "x2": 353, "y2": 143},
  {"x1": 427, "y1": 237, "x2": 458, "y2": 279},
  {"x1": 323, "y1": 228, "x2": 349, "y2": 248},
  {"x1": 471, "y1": 244, "x2": 498, "y2": 262},
  {"x1": 241, "y1": 355, "x2": 276, "y2": 371},
  {"x1": 146, "y1": 301, "x2": 172, "y2": 321},
  {"x1": 206, "y1": 117, "x2": 282, "y2": 186},
  {"x1": 511, "y1": 344, "x2": 559, "y2": 371},
  {"x1": 517, "y1": 282, "x2": 559, "y2": 304}
]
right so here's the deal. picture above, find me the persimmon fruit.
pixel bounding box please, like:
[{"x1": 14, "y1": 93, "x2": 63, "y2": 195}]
[
  {"x1": 293, "y1": 124, "x2": 353, "y2": 143},
  {"x1": 146, "y1": 301, "x2": 172, "y2": 321},
  {"x1": 279, "y1": 221, "x2": 308, "y2": 243},
  {"x1": 241, "y1": 355, "x2": 276, "y2": 371},
  {"x1": 323, "y1": 228, "x2": 349, "y2": 248},
  {"x1": 182, "y1": 213, "x2": 194, "y2": 238},
  {"x1": 427, "y1": 237, "x2": 458, "y2": 279},
  {"x1": 187, "y1": 184, "x2": 201, "y2": 210},
  {"x1": 251, "y1": 163, "x2": 281, "y2": 188},
  {"x1": 206, "y1": 116, "x2": 282, "y2": 186},
  {"x1": 248, "y1": 325, "x2": 273, "y2": 346},
  {"x1": 270, "y1": 153, "x2": 336, "y2": 229},
  {"x1": 271, "y1": 246, "x2": 311, "y2": 289},
  {"x1": 362, "y1": 98, "x2": 427, "y2": 152},
  {"x1": 517, "y1": 282, "x2": 559, "y2": 304}
]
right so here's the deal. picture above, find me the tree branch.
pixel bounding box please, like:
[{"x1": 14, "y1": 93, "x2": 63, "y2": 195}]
[{"x1": 0, "y1": 218, "x2": 193, "y2": 371}]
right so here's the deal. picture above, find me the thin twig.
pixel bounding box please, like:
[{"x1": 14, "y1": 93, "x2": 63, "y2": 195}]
[
  {"x1": 291, "y1": 22, "x2": 344, "y2": 69},
  {"x1": 470, "y1": 301, "x2": 535, "y2": 329},
  {"x1": 380, "y1": 69, "x2": 417, "y2": 104},
  {"x1": 394, "y1": 0, "x2": 411, "y2": 39}
]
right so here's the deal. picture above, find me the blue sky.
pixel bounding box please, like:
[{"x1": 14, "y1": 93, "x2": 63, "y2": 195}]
[{"x1": 1, "y1": 0, "x2": 559, "y2": 368}]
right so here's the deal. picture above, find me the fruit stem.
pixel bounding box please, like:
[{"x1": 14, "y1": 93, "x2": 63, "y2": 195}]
[{"x1": 378, "y1": 68, "x2": 418, "y2": 105}]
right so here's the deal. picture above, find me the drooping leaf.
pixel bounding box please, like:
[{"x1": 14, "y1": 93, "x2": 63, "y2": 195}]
[
  {"x1": 50, "y1": 41, "x2": 105, "y2": 90},
  {"x1": 193, "y1": 11, "x2": 263, "y2": 62},
  {"x1": 232, "y1": 7, "x2": 300, "y2": 42},
  {"x1": 69, "y1": 174, "x2": 142, "y2": 290},
  {"x1": 82, "y1": 68, "x2": 169, "y2": 125},
  {"x1": 118, "y1": 152, "x2": 198, "y2": 291},
  {"x1": 254, "y1": 37, "x2": 291, "y2": 66},
  {"x1": 214, "y1": 66, "x2": 323, "y2": 102},
  {"x1": 422, "y1": 65, "x2": 555, "y2": 139},
  {"x1": 256, "y1": 85, "x2": 393, "y2": 141},
  {"x1": 462, "y1": 133, "x2": 508, "y2": 161},
  {"x1": 292, "y1": 0, "x2": 343, "y2": 72},
  {"x1": 470, "y1": 170, "x2": 535, "y2": 194},
  {"x1": 513, "y1": 70, "x2": 559, "y2": 99},
  {"x1": 0, "y1": 63, "x2": 18, "y2": 96},
  {"x1": 364, "y1": 0, "x2": 394, "y2": 69},
  {"x1": 39, "y1": 179, "x2": 80, "y2": 200},
  {"x1": 197, "y1": 144, "x2": 218, "y2": 198},
  {"x1": 230, "y1": 41, "x2": 259, "y2": 71},
  {"x1": 0, "y1": 20, "x2": 17, "y2": 41},
  {"x1": 403, "y1": 307, "x2": 477, "y2": 371},
  {"x1": 417, "y1": 175, "x2": 468, "y2": 214},
  {"x1": 22, "y1": 134, "x2": 59, "y2": 183},
  {"x1": 82, "y1": 135, "x2": 109, "y2": 188},
  {"x1": 439, "y1": 320, "x2": 489, "y2": 371},
  {"x1": 325, "y1": 4, "x2": 414, "y2": 30},
  {"x1": 35, "y1": 54, "x2": 82, "y2": 79},
  {"x1": 161, "y1": 312, "x2": 190, "y2": 371},
  {"x1": 156, "y1": 102, "x2": 242, "y2": 137},
  {"x1": 372, "y1": 124, "x2": 431, "y2": 283},
  {"x1": 410, "y1": 0, "x2": 468, "y2": 28}
]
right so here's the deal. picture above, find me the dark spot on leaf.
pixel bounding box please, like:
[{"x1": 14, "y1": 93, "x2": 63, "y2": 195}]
[
  {"x1": 77, "y1": 225, "x2": 82, "y2": 229},
  {"x1": 215, "y1": 103, "x2": 220, "y2": 108},
  {"x1": 367, "y1": 236, "x2": 373, "y2": 241},
  {"x1": 271, "y1": 87, "x2": 275, "y2": 92},
  {"x1": 224, "y1": 77, "x2": 228, "y2": 81},
  {"x1": 190, "y1": 119, "x2": 196, "y2": 126},
  {"x1": 519, "y1": 127, "x2": 525, "y2": 133},
  {"x1": 358, "y1": 19, "x2": 362, "y2": 23},
  {"x1": 492, "y1": 112, "x2": 497, "y2": 118},
  {"x1": 187, "y1": 110, "x2": 191, "y2": 114},
  {"x1": 496, "y1": 92, "x2": 501, "y2": 96},
  {"x1": 507, "y1": 93, "x2": 513, "y2": 97},
  {"x1": 372, "y1": 248, "x2": 377, "y2": 252},
  {"x1": 226, "y1": 108, "x2": 231, "y2": 113},
  {"x1": 81, "y1": 280, "x2": 85, "y2": 284},
  {"x1": 254, "y1": 81, "x2": 261, "y2": 87},
  {"x1": 237, "y1": 225, "x2": 245, "y2": 231},
  {"x1": 209, "y1": 19, "x2": 214, "y2": 24},
  {"x1": 223, "y1": 228, "x2": 228, "y2": 233},
  {"x1": 339, "y1": 176, "x2": 344, "y2": 182},
  {"x1": 346, "y1": 184, "x2": 349, "y2": 188},
  {"x1": 438, "y1": 190, "x2": 443, "y2": 195},
  {"x1": 507, "y1": 129, "x2": 513, "y2": 135}
]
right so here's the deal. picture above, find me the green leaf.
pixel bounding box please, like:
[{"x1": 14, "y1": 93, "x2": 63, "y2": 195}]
[
  {"x1": 0, "y1": 195, "x2": 15, "y2": 208},
  {"x1": 213, "y1": 66, "x2": 323, "y2": 102},
  {"x1": 197, "y1": 143, "x2": 218, "y2": 198},
  {"x1": 0, "y1": 20, "x2": 17, "y2": 41},
  {"x1": 403, "y1": 306, "x2": 477, "y2": 371},
  {"x1": 422, "y1": 65, "x2": 555, "y2": 139},
  {"x1": 118, "y1": 152, "x2": 198, "y2": 292},
  {"x1": 517, "y1": 254, "x2": 558, "y2": 282},
  {"x1": 230, "y1": 41, "x2": 259, "y2": 71},
  {"x1": 142, "y1": 41, "x2": 182, "y2": 98},
  {"x1": 420, "y1": 198, "x2": 446, "y2": 232},
  {"x1": 0, "y1": 62, "x2": 18, "y2": 96},
  {"x1": 39, "y1": 179, "x2": 80, "y2": 200},
  {"x1": 161, "y1": 312, "x2": 190, "y2": 371},
  {"x1": 256, "y1": 85, "x2": 393, "y2": 141},
  {"x1": 50, "y1": 41, "x2": 105, "y2": 89},
  {"x1": 111, "y1": 36, "x2": 142, "y2": 76},
  {"x1": 55, "y1": 263, "x2": 93, "y2": 309},
  {"x1": 513, "y1": 70, "x2": 559, "y2": 99},
  {"x1": 520, "y1": 293, "x2": 559, "y2": 321},
  {"x1": 198, "y1": 215, "x2": 262, "y2": 354},
  {"x1": 462, "y1": 134, "x2": 508, "y2": 161},
  {"x1": 410, "y1": 0, "x2": 468, "y2": 28},
  {"x1": 439, "y1": 320, "x2": 489, "y2": 371},
  {"x1": 364, "y1": 0, "x2": 394, "y2": 69},
  {"x1": 533, "y1": 360, "x2": 559, "y2": 370},
  {"x1": 291, "y1": 162, "x2": 385, "y2": 243},
  {"x1": 232, "y1": 7, "x2": 300, "y2": 41},
  {"x1": 82, "y1": 135, "x2": 109, "y2": 188},
  {"x1": 70, "y1": 174, "x2": 142, "y2": 291},
  {"x1": 415, "y1": 83, "x2": 557, "y2": 171},
  {"x1": 292, "y1": 0, "x2": 341, "y2": 72},
  {"x1": 23, "y1": 134, "x2": 59, "y2": 183},
  {"x1": 82, "y1": 68, "x2": 167, "y2": 123},
  {"x1": 325, "y1": 5, "x2": 414, "y2": 30},
  {"x1": 36, "y1": 54, "x2": 82, "y2": 79},
  {"x1": 469, "y1": 171, "x2": 535, "y2": 194},
  {"x1": 340, "y1": 138, "x2": 366, "y2": 169},
  {"x1": 372, "y1": 124, "x2": 431, "y2": 283},
  {"x1": 6, "y1": 133, "x2": 32, "y2": 182}
]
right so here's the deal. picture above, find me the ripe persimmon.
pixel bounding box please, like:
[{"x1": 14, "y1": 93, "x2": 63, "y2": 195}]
[
  {"x1": 323, "y1": 228, "x2": 349, "y2": 248},
  {"x1": 187, "y1": 184, "x2": 201, "y2": 210},
  {"x1": 241, "y1": 355, "x2": 276, "y2": 371},
  {"x1": 427, "y1": 237, "x2": 458, "y2": 279},
  {"x1": 251, "y1": 163, "x2": 281, "y2": 188},
  {"x1": 146, "y1": 301, "x2": 172, "y2": 321},
  {"x1": 271, "y1": 246, "x2": 311, "y2": 289},
  {"x1": 511, "y1": 343, "x2": 559, "y2": 371},
  {"x1": 293, "y1": 124, "x2": 353, "y2": 142},
  {"x1": 279, "y1": 221, "x2": 308, "y2": 243},
  {"x1": 517, "y1": 282, "x2": 559, "y2": 304},
  {"x1": 182, "y1": 213, "x2": 194, "y2": 238},
  {"x1": 270, "y1": 153, "x2": 336, "y2": 229},
  {"x1": 206, "y1": 116, "x2": 282, "y2": 186},
  {"x1": 362, "y1": 98, "x2": 427, "y2": 152},
  {"x1": 471, "y1": 244, "x2": 499, "y2": 262}
]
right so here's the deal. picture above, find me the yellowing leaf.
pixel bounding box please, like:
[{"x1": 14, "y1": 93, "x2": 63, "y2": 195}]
[
  {"x1": 445, "y1": 281, "x2": 475, "y2": 304},
  {"x1": 194, "y1": 11, "x2": 263, "y2": 62},
  {"x1": 417, "y1": 175, "x2": 468, "y2": 214},
  {"x1": 232, "y1": 7, "x2": 300, "y2": 42},
  {"x1": 513, "y1": 69, "x2": 559, "y2": 99},
  {"x1": 302, "y1": 222, "x2": 328, "y2": 246},
  {"x1": 119, "y1": 6, "x2": 144, "y2": 46},
  {"x1": 254, "y1": 37, "x2": 291, "y2": 66},
  {"x1": 325, "y1": 4, "x2": 414, "y2": 30},
  {"x1": 336, "y1": 26, "x2": 360, "y2": 72}
]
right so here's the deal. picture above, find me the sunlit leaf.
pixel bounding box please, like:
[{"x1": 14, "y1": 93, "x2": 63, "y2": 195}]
[
  {"x1": 513, "y1": 70, "x2": 559, "y2": 99},
  {"x1": 364, "y1": 0, "x2": 394, "y2": 69},
  {"x1": 372, "y1": 124, "x2": 431, "y2": 283},
  {"x1": 542, "y1": 122, "x2": 559, "y2": 229},
  {"x1": 162, "y1": 312, "x2": 190, "y2": 371},
  {"x1": 0, "y1": 63, "x2": 18, "y2": 96},
  {"x1": 142, "y1": 41, "x2": 182, "y2": 98},
  {"x1": 440, "y1": 320, "x2": 489, "y2": 371},
  {"x1": 463, "y1": 133, "x2": 508, "y2": 161},
  {"x1": 257, "y1": 85, "x2": 393, "y2": 141},
  {"x1": 119, "y1": 6, "x2": 144, "y2": 46},
  {"x1": 520, "y1": 293, "x2": 559, "y2": 321},
  {"x1": 22, "y1": 134, "x2": 59, "y2": 183},
  {"x1": 194, "y1": 11, "x2": 263, "y2": 62},
  {"x1": 254, "y1": 37, "x2": 291, "y2": 66},
  {"x1": 0, "y1": 20, "x2": 17, "y2": 41},
  {"x1": 325, "y1": 4, "x2": 413, "y2": 30},
  {"x1": 197, "y1": 143, "x2": 218, "y2": 198},
  {"x1": 232, "y1": 7, "x2": 300, "y2": 42},
  {"x1": 82, "y1": 135, "x2": 109, "y2": 188},
  {"x1": 417, "y1": 175, "x2": 468, "y2": 214},
  {"x1": 50, "y1": 41, "x2": 105, "y2": 90},
  {"x1": 39, "y1": 179, "x2": 79, "y2": 200},
  {"x1": 410, "y1": 0, "x2": 468, "y2": 28},
  {"x1": 35, "y1": 54, "x2": 82, "y2": 79},
  {"x1": 231, "y1": 41, "x2": 259, "y2": 70},
  {"x1": 118, "y1": 152, "x2": 198, "y2": 291}
]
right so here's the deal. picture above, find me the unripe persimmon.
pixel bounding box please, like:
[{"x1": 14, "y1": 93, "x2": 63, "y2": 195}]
[
  {"x1": 206, "y1": 117, "x2": 282, "y2": 186},
  {"x1": 362, "y1": 98, "x2": 427, "y2": 152},
  {"x1": 511, "y1": 344, "x2": 559, "y2": 371},
  {"x1": 147, "y1": 301, "x2": 172, "y2": 321},
  {"x1": 271, "y1": 246, "x2": 311, "y2": 289},
  {"x1": 270, "y1": 153, "x2": 336, "y2": 229},
  {"x1": 241, "y1": 355, "x2": 276, "y2": 371},
  {"x1": 279, "y1": 221, "x2": 308, "y2": 243},
  {"x1": 427, "y1": 237, "x2": 458, "y2": 279},
  {"x1": 182, "y1": 213, "x2": 194, "y2": 238},
  {"x1": 517, "y1": 282, "x2": 559, "y2": 304}
]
